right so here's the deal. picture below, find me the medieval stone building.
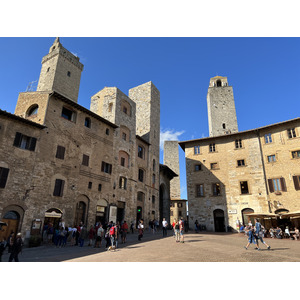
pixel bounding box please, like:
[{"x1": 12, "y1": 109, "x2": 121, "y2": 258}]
[
  {"x1": 179, "y1": 76, "x2": 300, "y2": 232},
  {"x1": 0, "y1": 38, "x2": 172, "y2": 242}
]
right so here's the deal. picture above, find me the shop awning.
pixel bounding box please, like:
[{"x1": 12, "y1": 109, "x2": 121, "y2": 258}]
[
  {"x1": 246, "y1": 212, "x2": 279, "y2": 218},
  {"x1": 279, "y1": 211, "x2": 300, "y2": 218}
]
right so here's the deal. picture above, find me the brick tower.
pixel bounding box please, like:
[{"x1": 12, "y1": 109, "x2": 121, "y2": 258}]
[
  {"x1": 37, "y1": 37, "x2": 84, "y2": 103},
  {"x1": 207, "y1": 76, "x2": 238, "y2": 137}
]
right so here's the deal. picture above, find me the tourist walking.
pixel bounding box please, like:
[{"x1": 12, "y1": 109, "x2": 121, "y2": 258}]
[
  {"x1": 88, "y1": 225, "x2": 95, "y2": 246},
  {"x1": 174, "y1": 220, "x2": 180, "y2": 243},
  {"x1": 121, "y1": 221, "x2": 128, "y2": 243},
  {"x1": 109, "y1": 223, "x2": 117, "y2": 248},
  {"x1": 162, "y1": 218, "x2": 168, "y2": 237},
  {"x1": 130, "y1": 221, "x2": 134, "y2": 234},
  {"x1": 79, "y1": 225, "x2": 87, "y2": 247},
  {"x1": 138, "y1": 219, "x2": 144, "y2": 241},
  {"x1": 8, "y1": 232, "x2": 23, "y2": 262},
  {"x1": 244, "y1": 225, "x2": 259, "y2": 250},
  {"x1": 195, "y1": 220, "x2": 199, "y2": 233},
  {"x1": 179, "y1": 218, "x2": 185, "y2": 243},
  {"x1": 105, "y1": 227, "x2": 111, "y2": 248},
  {"x1": 254, "y1": 219, "x2": 270, "y2": 250},
  {"x1": 95, "y1": 224, "x2": 104, "y2": 248}
]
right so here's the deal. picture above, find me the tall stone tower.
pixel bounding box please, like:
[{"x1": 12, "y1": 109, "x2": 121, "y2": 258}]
[
  {"x1": 164, "y1": 141, "x2": 180, "y2": 199},
  {"x1": 207, "y1": 76, "x2": 238, "y2": 137},
  {"x1": 37, "y1": 37, "x2": 84, "y2": 103}
]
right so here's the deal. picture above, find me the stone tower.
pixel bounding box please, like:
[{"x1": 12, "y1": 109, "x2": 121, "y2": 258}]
[
  {"x1": 207, "y1": 76, "x2": 238, "y2": 137},
  {"x1": 37, "y1": 37, "x2": 84, "y2": 103},
  {"x1": 164, "y1": 141, "x2": 180, "y2": 199}
]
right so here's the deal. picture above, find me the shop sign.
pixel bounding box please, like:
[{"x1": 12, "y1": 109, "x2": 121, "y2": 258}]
[{"x1": 228, "y1": 209, "x2": 237, "y2": 214}]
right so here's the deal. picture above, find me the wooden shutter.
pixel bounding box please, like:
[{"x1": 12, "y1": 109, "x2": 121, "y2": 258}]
[
  {"x1": 293, "y1": 176, "x2": 300, "y2": 191},
  {"x1": 13, "y1": 132, "x2": 22, "y2": 147},
  {"x1": 54, "y1": 179, "x2": 64, "y2": 196},
  {"x1": 60, "y1": 180, "x2": 65, "y2": 196},
  {"x1": 101, "y1": 161, "x2": 105, "y2": 172},
  {"x1": 29, "y1": 137, "x2": 37, "y2": 151},
  {"x1": 280, "y1": 177, "x2": 287, "y2": 192},
  {"x1": 0, "y1": 167, "x2": 9, "y2": 188},
  {"x1": 268, "y1": 179, "x2": 274, "y2": 193},
  {"x1": 56, "y1": 146, "x2": 65, "y2": 159},
  {"x1": 82, "y1": 154, "x2": 89, "y2": 166}
]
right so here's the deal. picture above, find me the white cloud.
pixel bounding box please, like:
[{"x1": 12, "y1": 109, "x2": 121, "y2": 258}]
[{"x1": 160, "y1": 129, "x2": 185, "y2": 150}]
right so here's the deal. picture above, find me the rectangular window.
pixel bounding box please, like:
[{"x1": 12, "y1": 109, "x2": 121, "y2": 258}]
[
  {"x1": 195, "y1": 164, "x2": 202, "y2": 171},
  {"x1": 61, "y1": 107, "x2": 76, "y2": 122},
  {"x1": 88, "y1": 182, "x2": 92, "y2": 189},
  {"x1": 120, "y1": 157, "x2": 126, "y2": 167},
  {"x1": 196, "y1": 184, "x2": 204, "y2": 197},
  {"x1": 13, "y1": 132, "x2": 37, "y2": 151},
  {"x1": 235, "y1": 139, "x2": 242, "y2": 149},
  {"x1": 53, "y1": 179, "x2": 65, "y2": 197},
  {"x1": 237, "y1": 159, "x2": 245, "y2": 167},
  {"x1": 82, "y1": 154, "x2": 89, "y2": 166},
  {"x1": 194, "y1": 146, "x2": 200, "y2": 155},
  {"x1": 138, "y1": 146, "x2": 144, "y2": 159},
  {"x1": 267, "y1": 155, "x2": 276, "y2": 162},
  {"x1": 293, "y1": 175, "x2": 300, "y2": 191},
  {"x1": 138, "y1": 169, "x2": 144, "y2": 182},
  {"x1": 67, "y1": 71, "x2": 71, "y2": 77},
  {"x1": 292, "y1": 150, "x2": 300, "y2": 159},
  {"x1": 212, "y1": 183, "x2": 221, "y2": 196},
  {"x1": 98, "y1": 184, "x2": 102, "y2": 191},
  {"x1": 210, "y1": 162, "x2": 219, "y2": 170},
  {"x1": 268, "y1": 178, "x2": 287, "y2": 193},
  {"x1": 152, "y1": 174, "x2": 155, "y2": 185},
  {"x1": 119, "y1": 177, "x2": 127, "y2": 189},
  {"x1": 101, "y1": 162, "x2": 112, "y2": 174},
  {"x1": 264, "y1": 133, "x2": 273, "y2": 144},
  {"x1": 0, "y1": 167, "x2": 9, "y2": 189},
  {"x1": 152, "y1": 196, "x2": 155, "y2": 204},
  {"x1": 287, "y1": 128, "x2": 296, "y2": 139},
  {"x1": 122, "y1": 132, "x2": 127, "y2": 141},
  {"x1": 209, "y1": 143, "x2": 216, "y2": 152},
  {"x1": 56, "y1": 145, "x2": 65, "y2": 160},
  {"x1": 240, "y1": 181, "x2": 249, "y2": 194}
]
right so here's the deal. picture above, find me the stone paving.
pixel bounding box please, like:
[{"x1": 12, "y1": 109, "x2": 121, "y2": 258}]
[{"x1": 2, "y1": 230, "x2": 300, "y2": 262}]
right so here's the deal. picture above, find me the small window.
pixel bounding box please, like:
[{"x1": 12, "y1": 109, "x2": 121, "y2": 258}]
[
  {"x1": 216, "y1": 80, "x2": 222, "y2": 87},
  {"x1": 209, "y1": 143, "x2": 216, "y2": 152},
  {"x1": 56, "y1": 145, "x2": 66, "y2": 160},
  {"x1": 291, "y1": 150, "x2": 300, "y2": 159},
  {"x1": 235, "y1": 139, "x2": 242, "y2": 149},
  {"x1": 264, "y1": 133, "x2": 272, "y2": 144},
  {"x1": 0, "y1": 167, "x2": 9, "y2": 189},
  {"x1": 267, "y1": 155, "x2": 276, "y2": 162},
  {"x1": 195, "y1": 164, "x2": 202, "y2": 171},
  {"x1": 67, "y1": 71, "x2": 71, "y2": 77},
  {"x1": 222, "y1": 123, "x2": 226, "y2": 129},
  {"x1": 82, "y1": 154, "x2": 89, "y2": 166},
  {"x1": 120, "y1": 157, "x2": 126, "y2": 167},
  {"x1": 98, "y1": 184, "x2": 102, "y2": 191},
  {"x1": 212, "y1": 183, "x2": 221, "y2": 196},
  {"x1": 101, "y1": 162, "x2": 112, "y2": 174},
  {"x1": 122, "y1": 132, "x2": 127, "y2": 141},
  {"x1": 88, "y1": 182, "x2": 92, "y2": 189},
  {"x1": 152, "y1": 196, "x2": 155, "y2": 204},
  {"x1": 61, "y1": 107, "x2": 76, "y2": 122},
  {"x1": 27, "y1": 105, "x2": 39, "y2": 117},
  {"x1": 210, "y1": 162, "x2": 219, "y2": 170},
  {"x1": 153, "y1": 159, "x2": 156, "y2": 171},
  {"x1": 237, "y1": 159, "x2": 245, "y2": 167},
  {"x1": 119, "y1": 177, "x2": 127, "y2": 189},
  {"x1": 196, "y1": 184, "x2": 204, "y2": 197},
  {"x1": 138, "y1": 145, "x2": 144, "y2": 159},
  {"x1": 268, "y1": 178, "x2": 287, "y2": 193},
  {"x1": 240, "y1": 181, "x2": 249, "y2": 194},
  {"x1": 152, "y1": 174, "x2": 156, "y2": 185},
  {"x1": 47, "y1": 67, "x2": 50, "y2": 72},
  {"x1": 53, "y1": 179, "x2": 65, "y2": 197},
  {"x1": 105, "y1": 128, "x2": 110, "y2": 135},
  {"x1": 287, "y1": 128, "x2": 296, "y2": 139},
  {"x1": 123, "y1": 106, "x2": 128, "y2": 114},
  {"x1": 13, "y1": 132, "x2": 37, "y2": 151},
  {"x1": 194, "y1": 146, "x2": 200, "y2": 155},
  {"x1": 292, "y1": 175, "x2": 300, "y2": 191},
  {"x1": 85, "y1": 117, "x2": 91, "y2": 128},
  {"x1": 138, "y1": 169, "x2": 144, "y2": 182}
]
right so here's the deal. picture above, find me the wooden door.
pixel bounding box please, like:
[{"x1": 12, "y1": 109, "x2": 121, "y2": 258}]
[{"x1": 0, "y1": 219, "x2": 19, "y2": 240}]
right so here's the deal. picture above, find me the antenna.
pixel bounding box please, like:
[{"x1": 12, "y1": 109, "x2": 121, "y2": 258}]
[{"x1": 26, "y1": 80, "x2": 38, "y2": 92}]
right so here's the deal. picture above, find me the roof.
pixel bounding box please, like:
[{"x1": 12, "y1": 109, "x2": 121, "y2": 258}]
[
  {"x1": 179, "y1": 117, "x2": 300, "y2": 151},
  {"x1": 159, "y1": 163, "x2": 178, "y2": 179},
  {"x1": 52, "y1": 91, "x2": 118, "y2": 129},
  {"x1": 0, "y1": 109, "x2": 46, "y2": 129},
  {"x1": 136, "y1": 135, "x2": 151, "y2": 145}
]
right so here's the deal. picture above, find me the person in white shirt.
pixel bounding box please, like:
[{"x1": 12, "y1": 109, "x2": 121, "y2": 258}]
[
  {"x1": 138, "y1": 219, "x2": 144, "y2": 241},
  {"x1": 162, "y1": 218, "x2": 168, "y2": 237}
]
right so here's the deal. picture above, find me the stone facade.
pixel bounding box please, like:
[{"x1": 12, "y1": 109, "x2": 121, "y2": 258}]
[
  {"x1": 180, "y1": 76, "x2": 300, "y2": 232},
  {"x1": 0, "y1": 38, "x2": 169, "y2": 242},
  {"x1": 207, "y1": 76, "x2": 238, "y2": 137}
]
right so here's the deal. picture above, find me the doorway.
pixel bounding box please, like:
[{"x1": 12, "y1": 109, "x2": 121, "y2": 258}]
[
  {"x1": 0, "y1": 211, "x2": 20, "y2": 240},
  {"x1": 213, "y1": 209, "x2": 225, "y2": 232}
]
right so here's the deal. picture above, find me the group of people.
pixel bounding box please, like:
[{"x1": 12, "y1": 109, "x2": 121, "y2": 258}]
[
  {"x1": 172, "y1": 218, "x2": 185, "y2": 243},
  {"x1": 0, "y1": 231, "x2": 23, "y2": 262}
]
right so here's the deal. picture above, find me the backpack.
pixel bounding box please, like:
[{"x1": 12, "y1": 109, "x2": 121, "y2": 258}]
[
  {"x1": 175, "y1": 224, "x2": 179, "y2": 230},
  {"x1": 110, "y1": 226, "x2": 115, "y2": 236}
]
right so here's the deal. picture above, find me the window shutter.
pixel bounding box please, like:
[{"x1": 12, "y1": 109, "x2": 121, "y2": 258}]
[
  {"x1": 60, "y1": 180, "x2": 65, "y2": 196},
  {"x1": 268, "y1": 179, "x2": 274, "y2": 193},
  {"x1": 101, "y1": 161, "x2": 105, "y2": 172},
  {"x1": 0, "y1": 167, "x2": 9, "y2": 188},
  {"x1": 13, "y1": 132, "x2": 22, "y2": 147},
  {"x1": 53, "y1": 179, "x2": 60, "y2": 196},
  {"x1": 280, "y1": 177, "x2": 287, "y2": 192},
  {"x1": 29, "y1": 137, "x2": 37, "y2": 151},
  {"x1": 293, "y1": 176, "x2": 300, "y2": 191}
]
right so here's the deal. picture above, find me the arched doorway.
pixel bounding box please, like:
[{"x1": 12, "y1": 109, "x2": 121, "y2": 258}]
[
  {"x1": 213, "y1": 209, "x2": 225, "y2": 232},
  {"x1": 242, "y1": 208, "x2": 254, "y2": 226},
  {"x1": 96, "y1": 199, "x2": 108, "y2": 225},
  {"x1": 74, "y1": 201, "x2": 87, "y2": 226},
  {"x1": 0, "y1": 210, "x2": 20, "y2": 240}
]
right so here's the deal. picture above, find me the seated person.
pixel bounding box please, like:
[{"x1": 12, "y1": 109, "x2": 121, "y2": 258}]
[
  {"x1": 293, "y1": 228, "x2": 299, "y2": 240},
  {"x1": 269, "y1": 227, "x2": 275, "y2": 238},
  {"x1": 284, "y1": 226, "x2": 290, "y2": 238},
  {"x1": 275, "y1": 227, "x2": 282, "y2": 238},
  {"x1": 239, "y1": 225, "x2": 245, "y2": 233}
]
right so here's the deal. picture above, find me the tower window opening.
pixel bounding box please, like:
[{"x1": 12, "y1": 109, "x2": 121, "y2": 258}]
[
  {"x1": 67, "y1": 71, "x2": 71, "y2": 77},
  {"x1": 216, "y1": 80, "x2": 222, "y2": 87},
  {"x1": 222, "y1": 123, "x2": 226, "y2": 129}
]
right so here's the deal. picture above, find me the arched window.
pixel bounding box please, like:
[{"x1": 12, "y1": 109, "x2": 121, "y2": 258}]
[{"x1": 26, "y1": 104, "x2": 39, "y2": 117}]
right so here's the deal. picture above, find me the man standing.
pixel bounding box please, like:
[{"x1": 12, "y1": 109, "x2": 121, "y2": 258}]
[
  {"x1": 162, "y1": 218, "x2": 168, "y2": 237},
  {"x1": 8, "y1": 233, "x2": 23, "y2": 262},
  {"x1": 179, "y1": 218, "x2": 185, "y2": 243}
]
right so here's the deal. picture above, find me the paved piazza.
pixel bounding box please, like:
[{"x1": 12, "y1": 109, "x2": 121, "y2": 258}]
[{"x1": 2, "y1": 230, "x2": 300, "y2": 262}]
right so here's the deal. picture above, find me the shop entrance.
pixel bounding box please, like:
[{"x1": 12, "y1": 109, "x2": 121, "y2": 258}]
[
  {"x1": 117, "y1": 201, "x2": 125, "y2": 224},
  {"x1": 213, "y1": 209, "x2": 225, "y2": 232},
  {"x1": 0, "y1": 211, "x2": 20, "y2": 240},
  {"x1": 242, "y1": 208, "x2": 254, "y2": 226},
  {"x1": 95, "y1": 199, "x2": 108, "y2": 226},
  {"x1": 44, "y1": 208, "x2": 62, "y2": 229}
]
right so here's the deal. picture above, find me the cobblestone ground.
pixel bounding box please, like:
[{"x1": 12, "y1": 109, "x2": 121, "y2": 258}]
[{"x1": 2, "y1": 231, "x2": 300, "y2": 262}]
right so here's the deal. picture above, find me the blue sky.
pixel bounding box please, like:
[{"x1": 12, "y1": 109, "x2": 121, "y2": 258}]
[{"x1": 1, "y1": 37, "x2": 300, "y2": 200}]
